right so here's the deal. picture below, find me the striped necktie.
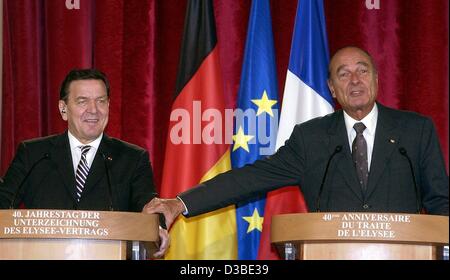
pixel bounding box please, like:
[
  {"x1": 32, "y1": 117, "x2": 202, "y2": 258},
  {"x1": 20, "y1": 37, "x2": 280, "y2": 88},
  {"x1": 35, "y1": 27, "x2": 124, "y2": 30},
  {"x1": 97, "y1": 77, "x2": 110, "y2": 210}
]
[{"x1": 75, "y1": 145, "x2": 91, "y2": 202}]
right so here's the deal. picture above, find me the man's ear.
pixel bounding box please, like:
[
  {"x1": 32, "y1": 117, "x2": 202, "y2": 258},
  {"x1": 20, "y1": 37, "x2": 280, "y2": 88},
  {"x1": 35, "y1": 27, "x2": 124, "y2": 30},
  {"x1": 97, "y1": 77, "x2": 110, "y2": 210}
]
[
  {"x1": 327, "y1": 79, "x2": 336, "y2": 98},
  {"x1": 58, "y1": 100, "x2": 68, "y2": 121}
]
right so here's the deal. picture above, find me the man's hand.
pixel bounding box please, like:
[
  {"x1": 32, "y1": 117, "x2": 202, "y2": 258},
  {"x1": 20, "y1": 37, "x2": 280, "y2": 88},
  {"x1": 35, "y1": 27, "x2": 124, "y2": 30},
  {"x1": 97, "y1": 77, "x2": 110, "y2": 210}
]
[
  {"x1": 153, "y1": 226, "x2": 170, "y2": 258},
  {"x1": 143, "y1": 198, "x2": 186, "y2": 229}
]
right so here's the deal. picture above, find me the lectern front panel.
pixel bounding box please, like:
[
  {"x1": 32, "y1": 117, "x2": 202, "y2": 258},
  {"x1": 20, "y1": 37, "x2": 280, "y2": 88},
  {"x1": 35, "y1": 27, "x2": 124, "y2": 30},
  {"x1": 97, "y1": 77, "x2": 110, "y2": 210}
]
[{"x1": 0, "y1": 239, "x2": 127, "y2": 260}]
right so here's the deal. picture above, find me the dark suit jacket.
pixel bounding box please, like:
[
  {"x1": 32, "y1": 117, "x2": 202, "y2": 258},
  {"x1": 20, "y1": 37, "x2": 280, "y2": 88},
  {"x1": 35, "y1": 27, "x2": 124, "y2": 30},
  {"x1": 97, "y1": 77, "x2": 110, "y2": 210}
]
[
  {"x1": 180, "y1": 103, "x2": 449, "y2": 216},
  {"x1": 0, "y1": 132, "x2": 157, "y2": 211}
]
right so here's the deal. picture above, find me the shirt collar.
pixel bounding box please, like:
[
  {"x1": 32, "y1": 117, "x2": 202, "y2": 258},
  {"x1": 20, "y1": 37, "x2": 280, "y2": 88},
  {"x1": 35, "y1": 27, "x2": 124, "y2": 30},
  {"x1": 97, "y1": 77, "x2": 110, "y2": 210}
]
[
  {"x1": 343, "y1": 103, "x2": 378, "y2": 137},
  {"x1": 68, "y1": 130, "x2": 103, "y2": 151}
]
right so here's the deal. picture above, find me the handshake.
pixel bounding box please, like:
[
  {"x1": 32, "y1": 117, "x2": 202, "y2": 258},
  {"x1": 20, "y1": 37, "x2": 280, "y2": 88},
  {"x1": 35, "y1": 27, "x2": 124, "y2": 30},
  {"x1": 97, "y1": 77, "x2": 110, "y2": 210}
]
[
  {"x1": 143, "y1": 197, "x2": 187, "y2": 229},
  {"x1": 142, "y1": 197, "x2": 187, "y2": 258}
]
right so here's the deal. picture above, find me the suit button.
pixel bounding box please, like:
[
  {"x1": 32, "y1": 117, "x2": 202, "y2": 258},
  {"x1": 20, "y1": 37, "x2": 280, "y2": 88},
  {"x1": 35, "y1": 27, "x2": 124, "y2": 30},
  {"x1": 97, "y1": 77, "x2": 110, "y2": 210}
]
[{"x1": 363, "y1": 204, "x2": 370, "y2": 209}]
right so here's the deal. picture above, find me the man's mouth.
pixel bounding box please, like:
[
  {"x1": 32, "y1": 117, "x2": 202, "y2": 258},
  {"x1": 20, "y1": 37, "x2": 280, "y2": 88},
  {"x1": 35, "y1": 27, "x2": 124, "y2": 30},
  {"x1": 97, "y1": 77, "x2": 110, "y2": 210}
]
[
  {"x1": 349, "y1": 90, "x2": 364, "y2": 97},
  {"x1": 84, "y1": 119, "x2": 99, "y2": 123}
]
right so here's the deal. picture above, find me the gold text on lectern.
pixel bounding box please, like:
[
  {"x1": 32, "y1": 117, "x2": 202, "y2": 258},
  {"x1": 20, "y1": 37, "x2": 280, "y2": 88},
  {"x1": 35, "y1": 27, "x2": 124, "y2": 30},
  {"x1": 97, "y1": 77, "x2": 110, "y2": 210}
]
[
  {"x1": 3, "y1": 210, "x2": 109, "y2": 237},
  {"x1": 322, "y1": 213, "x2": 411, "y2": 239}
]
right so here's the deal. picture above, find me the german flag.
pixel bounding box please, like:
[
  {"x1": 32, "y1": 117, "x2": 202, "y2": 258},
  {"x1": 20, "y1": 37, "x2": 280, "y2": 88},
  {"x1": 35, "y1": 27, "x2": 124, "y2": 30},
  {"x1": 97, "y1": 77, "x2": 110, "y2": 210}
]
[{"x1": 160, "y1": 0, "x2": 237, "y2": 259}]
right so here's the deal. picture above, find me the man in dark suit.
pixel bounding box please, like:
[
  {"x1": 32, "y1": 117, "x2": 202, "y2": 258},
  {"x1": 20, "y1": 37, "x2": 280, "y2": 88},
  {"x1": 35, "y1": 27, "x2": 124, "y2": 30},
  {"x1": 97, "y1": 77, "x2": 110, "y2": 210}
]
[
  {"x1": 144, "y1": 46, "x2": 449, "y2": 230},
  {"x1": 0, "y1": 68, "x2": 169, "y2": 257}
]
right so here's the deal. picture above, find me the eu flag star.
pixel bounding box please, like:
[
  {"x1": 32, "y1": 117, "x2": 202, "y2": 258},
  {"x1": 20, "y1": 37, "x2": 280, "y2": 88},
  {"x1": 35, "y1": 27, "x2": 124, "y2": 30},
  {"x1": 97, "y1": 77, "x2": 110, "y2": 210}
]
[
  {"x1": 232, "y1": 126, "x2": 254, "y2": 152},
  {"x1": 242, "y1": 208, "x2": 264, "y2": 233},
  {"x1": 251, "y1": 90, "x2": 278, "y2": 117}
]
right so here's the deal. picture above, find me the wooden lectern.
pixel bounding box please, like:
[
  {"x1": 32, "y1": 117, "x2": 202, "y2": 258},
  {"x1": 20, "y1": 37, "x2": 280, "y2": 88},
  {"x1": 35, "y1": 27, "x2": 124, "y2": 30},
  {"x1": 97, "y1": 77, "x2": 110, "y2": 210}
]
[
  {"x1": 271, "y1": 212, "x2": 449, "y2": 260},
  {"x1": 0, "y1": 209, "x2": 159, "y2": 260}
]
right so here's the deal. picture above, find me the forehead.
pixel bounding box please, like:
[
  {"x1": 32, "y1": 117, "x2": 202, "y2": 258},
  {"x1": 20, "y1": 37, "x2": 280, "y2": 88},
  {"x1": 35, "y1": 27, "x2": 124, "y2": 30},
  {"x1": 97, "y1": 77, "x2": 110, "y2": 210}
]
[
  {"x1": 330, "y1": 48, "x2": 373, "y2": 71},
  {"x1": 67, "y1": 79, "x2": 107, "y2": 98}
]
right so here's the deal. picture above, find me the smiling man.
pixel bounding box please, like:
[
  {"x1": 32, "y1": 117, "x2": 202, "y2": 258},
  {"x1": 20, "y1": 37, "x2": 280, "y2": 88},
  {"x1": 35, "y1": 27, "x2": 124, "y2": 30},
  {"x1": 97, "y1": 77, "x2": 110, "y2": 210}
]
[
  {"x1": 144, "y1": 47, "x2": 448, "y2": 235},
  {"x1": 59, "y1": 78, "x2": 110, "y2": 145},
  {"x1": 0, "y1": 69, "x2": 168, "y2": 257}
]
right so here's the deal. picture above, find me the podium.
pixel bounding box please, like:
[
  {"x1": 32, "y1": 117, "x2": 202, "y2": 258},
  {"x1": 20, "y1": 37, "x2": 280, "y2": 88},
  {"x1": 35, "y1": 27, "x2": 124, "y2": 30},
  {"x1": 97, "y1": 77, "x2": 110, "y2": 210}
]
[
  {"x1": 0, "y1": 209, "x2": 159, "y2": 260},
  {"x1": 271, "y1": 212, "x2": 449, "y2": 260}
]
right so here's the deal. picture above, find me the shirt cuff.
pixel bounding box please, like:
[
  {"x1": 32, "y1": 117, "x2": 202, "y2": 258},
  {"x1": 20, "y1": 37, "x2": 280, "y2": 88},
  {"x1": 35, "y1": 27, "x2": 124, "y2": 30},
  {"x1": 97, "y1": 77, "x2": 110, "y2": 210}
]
[{"x1": 176, "y1": 196, "x2": 189, "y2": 216}]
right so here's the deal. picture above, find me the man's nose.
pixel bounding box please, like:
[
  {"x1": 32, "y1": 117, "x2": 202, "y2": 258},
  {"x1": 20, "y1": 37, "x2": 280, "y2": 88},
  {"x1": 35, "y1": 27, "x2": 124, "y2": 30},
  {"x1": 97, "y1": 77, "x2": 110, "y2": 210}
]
[
  {"x1": 350, "y1": 73, "x2": 361, "y2": 85},
  {"x1": 350, "y1": 72, "x2": 361, "y2": 84},
  {"x1": 86, "y1": 100, "x2": 98, "y2": 113}
]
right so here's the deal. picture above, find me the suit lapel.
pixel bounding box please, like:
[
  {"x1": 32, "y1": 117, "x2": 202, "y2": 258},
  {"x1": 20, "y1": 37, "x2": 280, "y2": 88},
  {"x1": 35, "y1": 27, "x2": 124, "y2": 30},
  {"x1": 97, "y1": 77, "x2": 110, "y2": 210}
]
[
  {"x1": 50, "y1": 132, "x2": 77, "y2": 201},
  {"x1": 365, "y1": 104, "x2": 399, "y2": 199},
  {"x1": 327, "y1": 111, "x2": 364, "y2": 202}
]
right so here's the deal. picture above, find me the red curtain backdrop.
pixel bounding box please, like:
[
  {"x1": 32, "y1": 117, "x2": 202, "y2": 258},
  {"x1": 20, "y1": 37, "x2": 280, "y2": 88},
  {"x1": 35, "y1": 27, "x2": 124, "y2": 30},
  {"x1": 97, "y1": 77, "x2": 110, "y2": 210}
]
[{"x1": 2, "y1": 0, "x2": 448, "y2": 193}]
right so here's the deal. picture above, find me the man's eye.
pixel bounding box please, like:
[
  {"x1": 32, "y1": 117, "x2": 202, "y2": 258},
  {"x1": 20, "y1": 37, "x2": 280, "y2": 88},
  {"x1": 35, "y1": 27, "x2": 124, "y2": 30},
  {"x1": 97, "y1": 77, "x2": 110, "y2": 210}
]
[
  {"x1": 338, "y1": 72, "x2": 350, "y2": 78},
  {"x1": 77, "y1": 100, "x2": 87, "y2": 105}
]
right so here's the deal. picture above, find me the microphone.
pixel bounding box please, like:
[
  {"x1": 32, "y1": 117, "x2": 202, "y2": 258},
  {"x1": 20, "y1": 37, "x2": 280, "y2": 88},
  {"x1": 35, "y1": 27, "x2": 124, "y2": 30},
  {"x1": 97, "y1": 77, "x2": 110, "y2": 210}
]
[
  {"x1": 398, "y1": 147, "x2": 422, "y2": 213},
  {"x1": 100, "y1": 152, "x2": 114, "y2": 211},
  {"x1": 10, "y1": 153, "x2": 50, "y2": 209},
  {"x1": 316, "y1": 145, "x2": 342, "y2": 212}
]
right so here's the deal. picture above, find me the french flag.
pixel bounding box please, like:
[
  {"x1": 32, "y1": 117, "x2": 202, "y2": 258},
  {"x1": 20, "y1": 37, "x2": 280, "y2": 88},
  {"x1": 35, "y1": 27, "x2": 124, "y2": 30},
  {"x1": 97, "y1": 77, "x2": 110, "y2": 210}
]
[
  {"x1": 276, "y1": 0, "x2": 334, "y2": 148},
  {"x1": 258, "y1": 0, "x2": 334, "y2": 259}
]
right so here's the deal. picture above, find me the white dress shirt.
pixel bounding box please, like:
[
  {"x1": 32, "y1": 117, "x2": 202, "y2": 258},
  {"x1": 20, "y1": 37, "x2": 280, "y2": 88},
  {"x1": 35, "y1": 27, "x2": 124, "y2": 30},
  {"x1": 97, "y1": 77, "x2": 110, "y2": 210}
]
[{"x1": 68, "y1": 131, "x2": 103, "y2": 174}]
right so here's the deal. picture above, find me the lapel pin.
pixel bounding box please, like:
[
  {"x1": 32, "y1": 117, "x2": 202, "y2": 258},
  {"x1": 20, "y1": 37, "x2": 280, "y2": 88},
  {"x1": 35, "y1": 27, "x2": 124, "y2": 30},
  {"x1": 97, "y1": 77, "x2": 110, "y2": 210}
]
[{"x1": 389, "y1": 139, "x2": 396, "y2": 144}]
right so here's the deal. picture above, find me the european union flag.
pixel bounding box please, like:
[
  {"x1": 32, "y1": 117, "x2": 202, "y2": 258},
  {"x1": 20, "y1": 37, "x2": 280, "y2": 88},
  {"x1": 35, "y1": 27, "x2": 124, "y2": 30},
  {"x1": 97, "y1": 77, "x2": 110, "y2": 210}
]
[{"x1": 231, "y1": 0, "x2": 279, "y2": 260}]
